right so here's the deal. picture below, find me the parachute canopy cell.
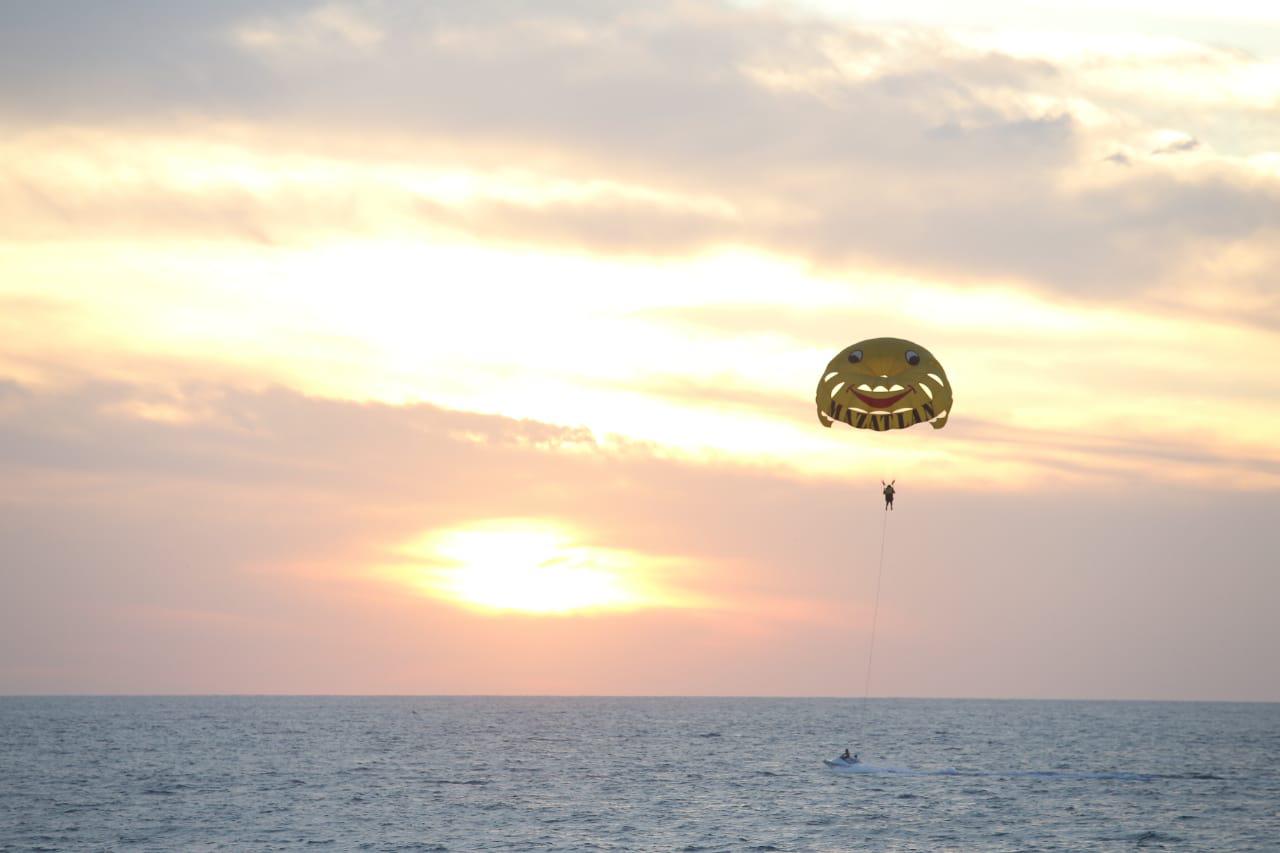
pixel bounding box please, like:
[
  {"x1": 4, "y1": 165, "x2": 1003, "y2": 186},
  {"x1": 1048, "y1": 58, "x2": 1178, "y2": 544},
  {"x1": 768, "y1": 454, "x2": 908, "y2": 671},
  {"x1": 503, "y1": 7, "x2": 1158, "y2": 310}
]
[{"x1": 816, "y1": 337, "x2": 953, "y2": 431}]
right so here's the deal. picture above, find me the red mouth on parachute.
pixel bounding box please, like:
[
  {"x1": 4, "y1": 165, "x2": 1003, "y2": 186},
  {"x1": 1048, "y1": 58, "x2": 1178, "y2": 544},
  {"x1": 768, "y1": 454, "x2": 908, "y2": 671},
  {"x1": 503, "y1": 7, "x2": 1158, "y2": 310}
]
[{"x1": 852, "y1": 386, "x2": 912, "y2": 410}]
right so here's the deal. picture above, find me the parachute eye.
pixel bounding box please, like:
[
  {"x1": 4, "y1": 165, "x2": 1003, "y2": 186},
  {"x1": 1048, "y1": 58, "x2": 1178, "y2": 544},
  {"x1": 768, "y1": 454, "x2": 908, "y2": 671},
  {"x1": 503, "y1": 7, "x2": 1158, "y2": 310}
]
[
  {"x1": 847, "y1": 350, "x2": 863, "y2": 364},
  {"x1": 905, "y1": 350, "x2": 920, "y2": 366}
]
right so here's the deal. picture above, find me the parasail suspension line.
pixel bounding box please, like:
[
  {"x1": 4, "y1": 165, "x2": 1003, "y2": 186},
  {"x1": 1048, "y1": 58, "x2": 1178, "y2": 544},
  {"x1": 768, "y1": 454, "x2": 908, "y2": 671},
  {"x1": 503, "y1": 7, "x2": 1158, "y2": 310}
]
[{"x1": 862, "y1": 507, "x2": 889, "y2": 707}]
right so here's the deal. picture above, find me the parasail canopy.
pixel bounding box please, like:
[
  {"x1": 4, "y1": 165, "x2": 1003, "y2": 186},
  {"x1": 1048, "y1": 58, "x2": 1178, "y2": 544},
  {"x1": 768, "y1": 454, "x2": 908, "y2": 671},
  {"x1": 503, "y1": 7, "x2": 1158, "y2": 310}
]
[{"x1": 816, "y1": 337, "x2": 953, "y2": 431}]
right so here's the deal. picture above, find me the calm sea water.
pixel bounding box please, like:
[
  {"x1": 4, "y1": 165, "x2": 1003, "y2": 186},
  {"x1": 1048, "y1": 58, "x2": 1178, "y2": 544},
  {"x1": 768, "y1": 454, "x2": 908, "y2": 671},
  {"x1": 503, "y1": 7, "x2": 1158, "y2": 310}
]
[{"x1": 1, "y1": 697, "x2": 1277, "y2": 851}]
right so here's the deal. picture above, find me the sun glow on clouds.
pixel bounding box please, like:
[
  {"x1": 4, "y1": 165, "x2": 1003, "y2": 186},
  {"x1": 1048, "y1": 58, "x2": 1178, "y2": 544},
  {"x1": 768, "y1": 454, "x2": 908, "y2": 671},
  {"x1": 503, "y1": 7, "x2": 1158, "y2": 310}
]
[
  {"x1": 7, "y1": 230, "x2": 1280, "y2": 489},
  {"x1": 387, "y1": 520, "x2": 688, "y2": 615},
  {"x1": 4, "y1": 4, "x2": 1280, "y2": 493},
  {"x1": 0, "y1": 128, "x2": 735, "y2": 239}
]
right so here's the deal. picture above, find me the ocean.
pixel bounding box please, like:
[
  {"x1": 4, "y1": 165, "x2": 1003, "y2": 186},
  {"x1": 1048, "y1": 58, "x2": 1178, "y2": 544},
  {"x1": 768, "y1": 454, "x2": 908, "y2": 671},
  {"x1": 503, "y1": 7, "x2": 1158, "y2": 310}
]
[{"x1": 2, "y1": 697, "x2": 1277, "y2": 851}]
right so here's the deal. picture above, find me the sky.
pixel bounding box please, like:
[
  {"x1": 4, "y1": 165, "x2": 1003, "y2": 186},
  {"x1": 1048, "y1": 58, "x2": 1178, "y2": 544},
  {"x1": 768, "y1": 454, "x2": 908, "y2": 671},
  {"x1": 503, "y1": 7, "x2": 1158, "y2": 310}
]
[{"x1": 2, "y1": 0, "x2": 1278, "y2": 700}]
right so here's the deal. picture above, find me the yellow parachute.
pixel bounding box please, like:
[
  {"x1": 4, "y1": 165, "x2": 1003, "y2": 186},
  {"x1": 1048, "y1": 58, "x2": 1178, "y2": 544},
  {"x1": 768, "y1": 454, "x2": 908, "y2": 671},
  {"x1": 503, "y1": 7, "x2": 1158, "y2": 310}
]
[{"x1": 816, "y1": 337, "x2": 953, "y2": 431}]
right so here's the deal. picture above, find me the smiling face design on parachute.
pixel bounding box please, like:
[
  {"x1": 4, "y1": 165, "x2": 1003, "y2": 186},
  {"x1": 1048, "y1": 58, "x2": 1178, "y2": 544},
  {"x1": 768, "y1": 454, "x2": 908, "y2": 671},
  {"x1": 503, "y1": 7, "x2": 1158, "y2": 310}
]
[{"x1": 815, "y1": 337, "x2": 953, "y2": 431}]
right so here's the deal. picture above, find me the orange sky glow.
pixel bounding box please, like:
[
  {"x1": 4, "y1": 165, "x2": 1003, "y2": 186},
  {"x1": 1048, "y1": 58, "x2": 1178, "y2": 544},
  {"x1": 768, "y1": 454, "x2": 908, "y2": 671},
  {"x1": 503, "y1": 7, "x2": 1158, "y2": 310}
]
[{"x1": 2, "y1": 0, "x2": 1278, "y2": 700}]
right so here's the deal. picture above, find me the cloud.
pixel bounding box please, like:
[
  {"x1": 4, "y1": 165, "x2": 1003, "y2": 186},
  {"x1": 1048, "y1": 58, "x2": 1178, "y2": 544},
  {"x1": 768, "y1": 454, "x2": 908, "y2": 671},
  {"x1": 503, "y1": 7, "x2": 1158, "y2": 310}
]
[
  {"x1": 2, "y1": 377, "x2": 1277, "y2": 697},
  {"x1": 234, "y1": 3, "x2": 384, "y2": 52},
  {"x1": 1152, "y1": 136, "x2": 1200, "y2": 155},
  {"x1": 0, "y1": 377, "x2": 869, "y2": 693},
  {"x1": 414, "y1": 193, "x2": 736, "y2": 257},
  {"x1": 2, "y1": 1, "x2": 1278, "y2": 309}
]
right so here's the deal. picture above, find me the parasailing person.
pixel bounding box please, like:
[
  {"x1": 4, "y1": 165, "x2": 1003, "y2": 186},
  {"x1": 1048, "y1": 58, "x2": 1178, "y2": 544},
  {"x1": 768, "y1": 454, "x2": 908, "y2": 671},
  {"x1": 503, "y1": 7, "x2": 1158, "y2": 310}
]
[{"x1": 815, "y1": 337, "x2": 953, "y2": 771}]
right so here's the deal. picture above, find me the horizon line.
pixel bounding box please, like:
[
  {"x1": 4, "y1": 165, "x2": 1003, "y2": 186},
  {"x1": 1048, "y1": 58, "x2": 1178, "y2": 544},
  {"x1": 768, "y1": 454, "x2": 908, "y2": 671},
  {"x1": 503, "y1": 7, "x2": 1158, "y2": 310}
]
[{"x1": 2, "y1": 693, "x2": 1276, "y2": 704}]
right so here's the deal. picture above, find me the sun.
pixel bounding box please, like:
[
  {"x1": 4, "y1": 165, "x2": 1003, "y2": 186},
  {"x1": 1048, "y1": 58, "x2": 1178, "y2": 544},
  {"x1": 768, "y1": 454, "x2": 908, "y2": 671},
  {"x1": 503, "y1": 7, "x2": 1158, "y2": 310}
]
[{"x1": 391, "y1": 520, "x2": 675, "y2": 615}]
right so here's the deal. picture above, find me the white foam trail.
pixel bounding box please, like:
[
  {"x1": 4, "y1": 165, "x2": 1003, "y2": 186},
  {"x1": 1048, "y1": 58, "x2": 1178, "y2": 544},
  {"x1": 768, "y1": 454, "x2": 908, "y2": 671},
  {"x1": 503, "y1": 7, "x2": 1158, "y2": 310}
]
[{"x1": 824, "y1": 761, "x2": 1209, "y2": 782}]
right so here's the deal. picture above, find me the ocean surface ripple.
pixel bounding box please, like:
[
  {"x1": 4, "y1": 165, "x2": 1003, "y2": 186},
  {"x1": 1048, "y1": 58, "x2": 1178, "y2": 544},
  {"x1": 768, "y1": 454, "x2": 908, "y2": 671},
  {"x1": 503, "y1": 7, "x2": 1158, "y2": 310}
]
[{"x1": 1, "y1": 697, "x2": 1277, "y2": 851}]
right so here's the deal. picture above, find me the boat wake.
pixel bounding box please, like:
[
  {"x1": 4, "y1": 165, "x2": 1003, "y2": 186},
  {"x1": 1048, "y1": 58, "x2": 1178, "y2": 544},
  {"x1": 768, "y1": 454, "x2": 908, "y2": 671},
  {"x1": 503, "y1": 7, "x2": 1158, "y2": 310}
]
[
  {"x1": 825, "y1": 758, "x2": 957, "y2": 776},
  {"x1": 824, "y1": 759, "x2": 1220, "y2": 782}
]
